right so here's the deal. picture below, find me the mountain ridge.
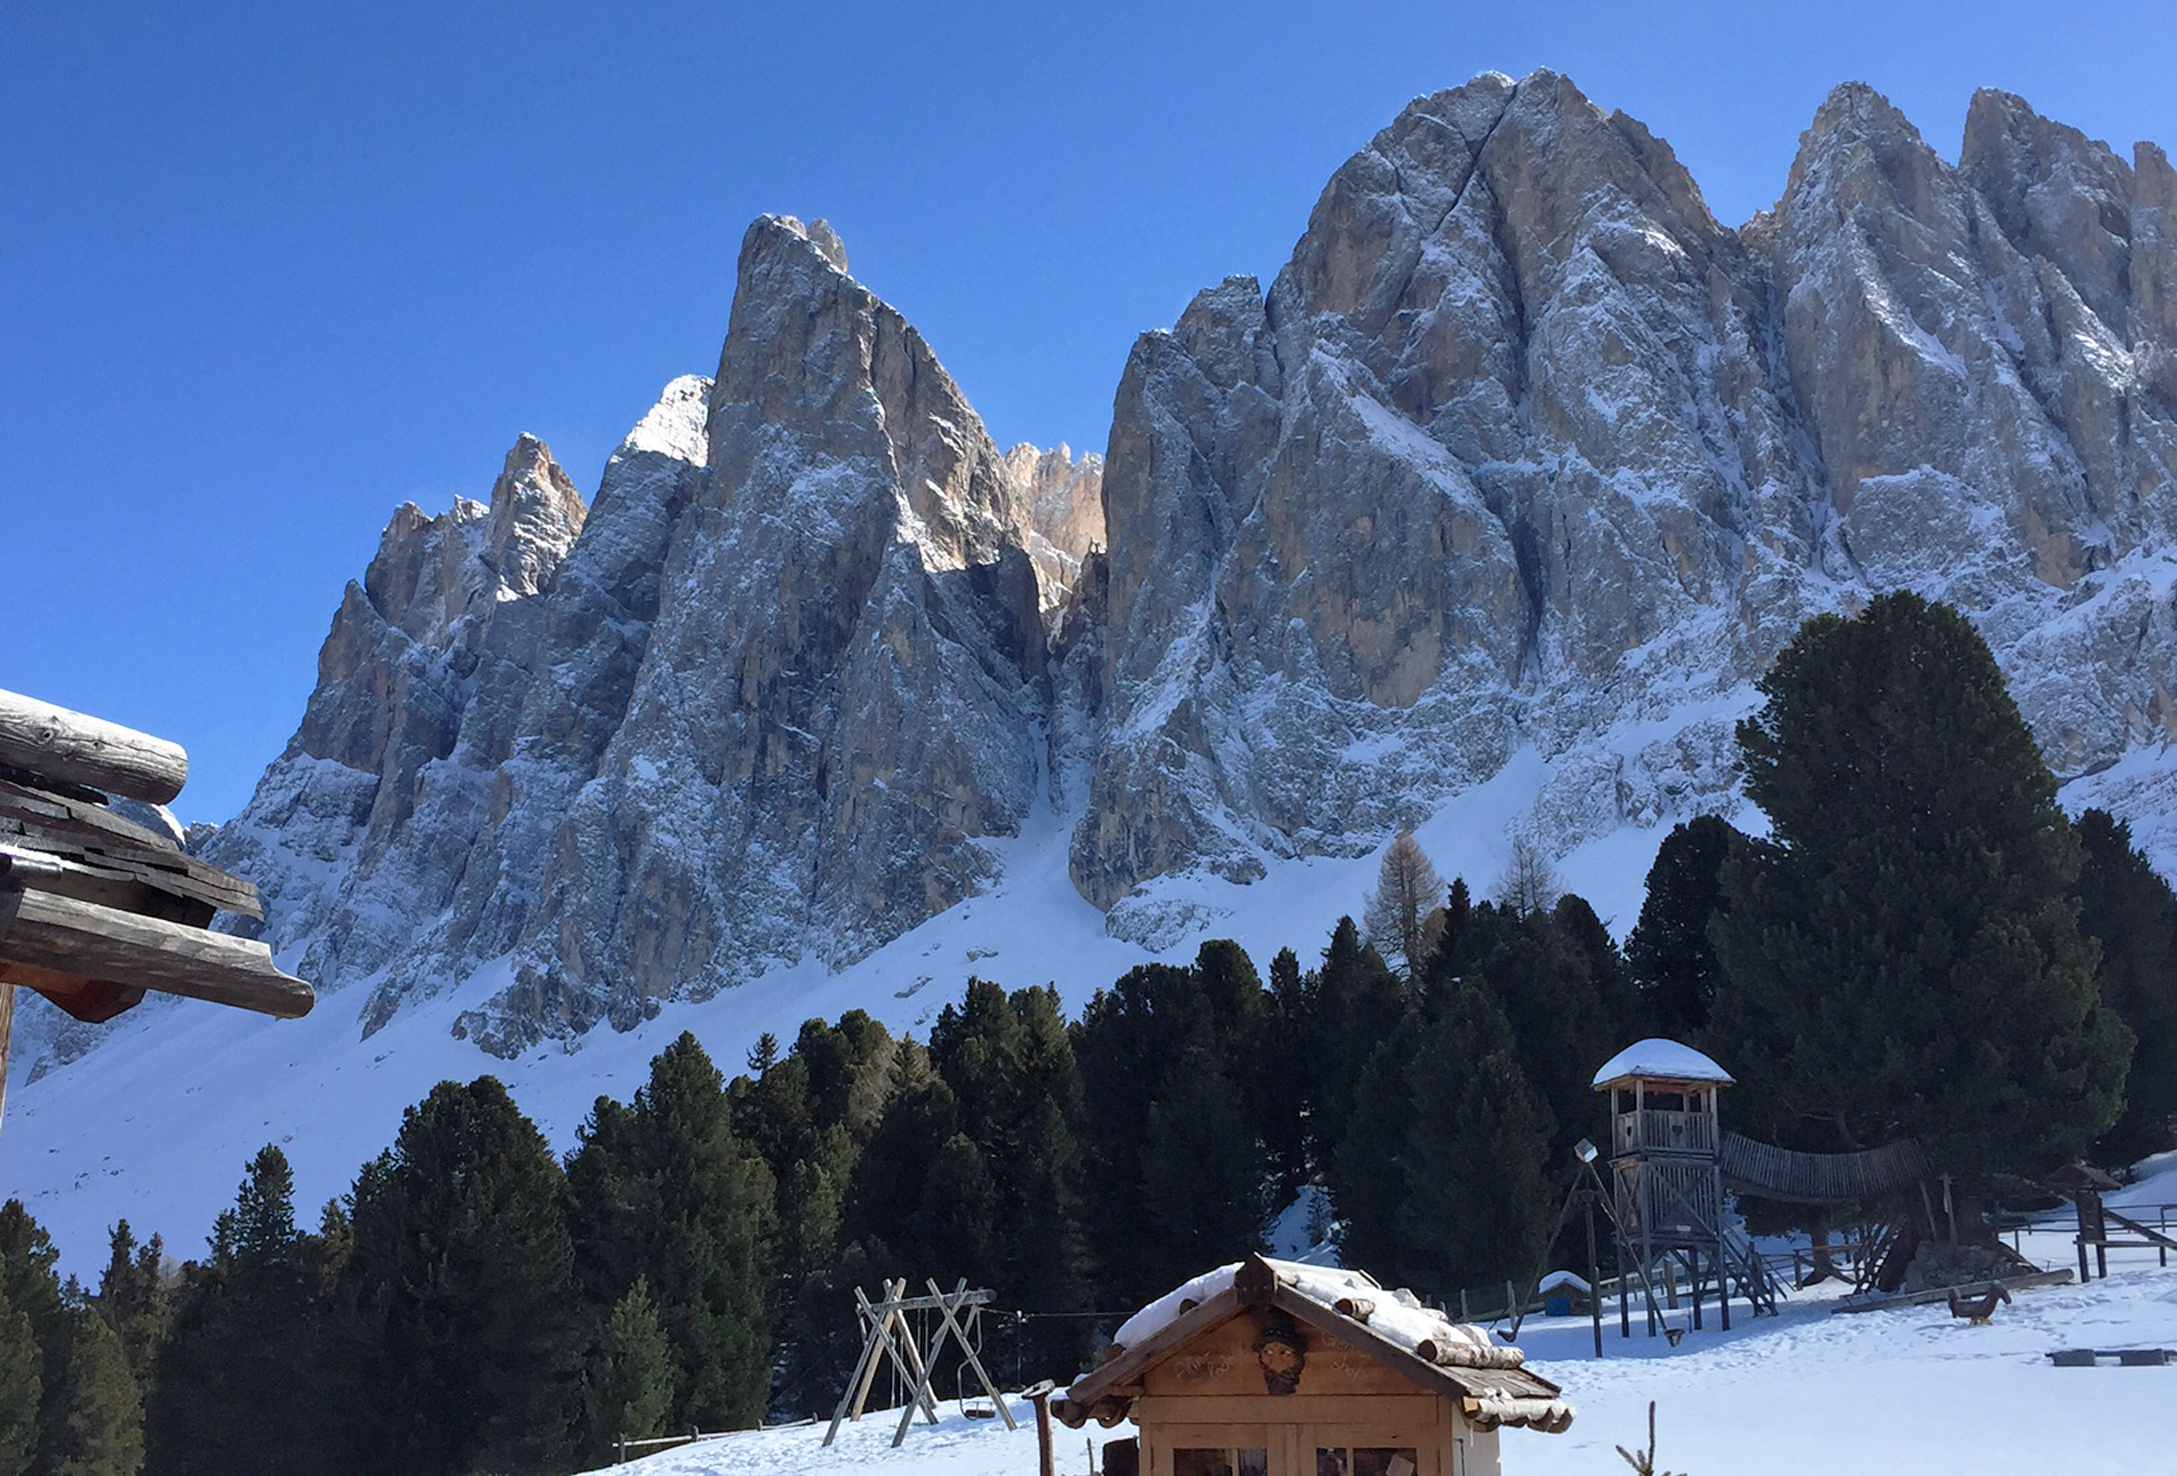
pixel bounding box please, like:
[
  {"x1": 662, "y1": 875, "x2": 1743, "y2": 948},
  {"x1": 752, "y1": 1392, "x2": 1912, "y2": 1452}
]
[{"x1": 10, "y1": 72, "x2": 2177, "y2": 1261}]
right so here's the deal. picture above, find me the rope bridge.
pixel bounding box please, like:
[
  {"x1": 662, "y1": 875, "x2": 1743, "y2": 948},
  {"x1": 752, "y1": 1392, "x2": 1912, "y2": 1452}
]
[{"x1": 1721, "y1": 1131, "x2": 1929, "y2": 1204}]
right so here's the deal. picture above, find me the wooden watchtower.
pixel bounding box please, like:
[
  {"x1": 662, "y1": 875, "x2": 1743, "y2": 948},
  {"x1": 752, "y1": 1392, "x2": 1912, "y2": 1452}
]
[{"x1": 1592, "y1": 1038, "x2": 1769, "y2": 1333}]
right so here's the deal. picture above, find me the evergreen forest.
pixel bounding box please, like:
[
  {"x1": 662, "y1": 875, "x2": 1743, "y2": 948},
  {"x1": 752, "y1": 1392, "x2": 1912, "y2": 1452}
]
[{"x1": 4, "y1": 596, "x2": 2175, "y2": 1476}]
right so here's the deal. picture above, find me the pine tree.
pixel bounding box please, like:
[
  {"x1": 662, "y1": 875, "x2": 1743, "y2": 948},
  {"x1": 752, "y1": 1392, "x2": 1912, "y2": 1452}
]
[
  {"x1": 1453, "y1": 901, "x2": 1615, "y2": 1165},
  {"x1": 929, "y1": 982, "x2": 1093, "y2": 1371},
  {"x1": 1364, "y1": 832, "x2": 1444, "y2": 978},
  {"x1": 1395, "y1": 985, "x2": 1557, "y2": 1295},
  {"x1": 344, "y1": 1078, "x2": 581, "y2": 1476},
  {"x1": 0, "y1": 1199, "x2": 71, "y2": 1476},
  {"x1": 1328, "y1": 1040, "x2": 1415, "y2": 1280},
  {"x1": 0, "y1": 1280, "x2": 40, "y2": 1476},
  {"x1": 566, "y1": 1035, "x2": 777, "y2": 1438},
  {"x1": 1712, "y1": 593, "x2": 2131, "y2": 1182},
  {"x1": 146, "y1": 1148, "x2": 322, "y2": 1476},
  {"x1": 2074, "y1": 809, "x2": 2177, "y2": 1162},
  {"x1": 49, "y1": 1307, "x2": 140, "y2": 1476},
  {"x1": 1312, "y1": 918, "x2": 1403, "y2": 1152},
  {"x1": 1626, "y1": 815, "x2": 1745, "y2": 1037},
  {"x1": 1260, "y1": 947, "x2": 1314, "y2": 1193},
  {"x1": 1136, "y1": 1046, "x2": 1266, "y2": 1302},
  {"x1": 582, "y1": 1279, "x2": 674, "y2": 1459},
  {"x1": 90, "y1": 1225, "x2": 165, "y2": 1396}
]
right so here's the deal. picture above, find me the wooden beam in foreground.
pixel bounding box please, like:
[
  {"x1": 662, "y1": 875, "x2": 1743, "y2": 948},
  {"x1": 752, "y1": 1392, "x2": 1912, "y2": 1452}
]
[
  {"x1": 1, "y1": 885, "x2": 311, "y2": 1018},
  {"x1": 0, "y1": 688, "x2": 188, "y2": 805}
]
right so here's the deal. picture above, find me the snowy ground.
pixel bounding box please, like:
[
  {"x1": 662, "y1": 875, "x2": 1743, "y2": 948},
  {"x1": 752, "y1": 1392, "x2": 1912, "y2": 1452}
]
[{"x1": 580, "y1": 1158, "x2": 2177, "y2": 1476}]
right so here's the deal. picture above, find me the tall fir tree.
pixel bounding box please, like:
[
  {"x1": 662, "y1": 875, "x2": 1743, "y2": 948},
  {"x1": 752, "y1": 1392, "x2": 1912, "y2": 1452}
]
[
  {"x1": 90, "y1": 1225, "x2": 165, "y2": 1396},
  {"x1": 2074, "y1": 808, "x2": 2177, "y2": 1162},
  {"x1": 1393, "y1": 984, "x2": 1557, "y2": 1295},
  {"x1": 1312, "y1": 918, "x2": 1404, "y2": 1156},
  {"x1": 344, "y1": 1077, "x2": 581, "y2": 1476},
  {"x1": 1135, "y1": 1045, "x2": 1267, "y2": 1302},
  {"x1": 48, "y1": 1308, "x2": 140, "y2": 1476},
  {"x1": 566, "y1": 1034, "x2": 777, "y2": 1439},
  {"x1": 582, "y1": 1279, "x2": 674, "y2": 1458},
  {"x1": 0, "y1": 1201, "x2": 144, "y2": 1476},
  {"x1": 0, "y1": 1280, "x2": 40, "y2": 1476},
  {"x1": 929, "y1": 982, "x2": 1093, "y2": 1372},
  {"x1": 1260, "y1": 946, "x2": 1315, "y2": 1194},
  {"x1": 146, "y1": 1147, "x2": 325, "y2": 1476},
  {"x1": 1328, "y1": 1040, "x2": 1417, "y2": 1280},
  {"x1": 1626, "y1": 815, "x2": 1745, "y2": 1037},
  {"x1": 1711, "y1": 593, "x2": 2131, "y2": 1183}
]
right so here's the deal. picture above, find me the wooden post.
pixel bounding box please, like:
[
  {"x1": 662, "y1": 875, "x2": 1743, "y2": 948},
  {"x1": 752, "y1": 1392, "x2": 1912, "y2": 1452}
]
[
  {"x1": 1023, "y1": 1379, "x2": 1057, "y2": 1476},
  {"x1": 0, "y1": 877, "x2": 21, "y2": 1132},
  {"x1": 1586, "y1": 1190, "x2": 1603, "y2": 1359}
]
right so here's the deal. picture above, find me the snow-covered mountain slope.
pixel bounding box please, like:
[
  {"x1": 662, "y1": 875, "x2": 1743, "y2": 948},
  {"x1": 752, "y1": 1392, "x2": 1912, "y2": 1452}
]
[{"x1": 12, "y1": 72, "x2": 2177, "y2": 1265}]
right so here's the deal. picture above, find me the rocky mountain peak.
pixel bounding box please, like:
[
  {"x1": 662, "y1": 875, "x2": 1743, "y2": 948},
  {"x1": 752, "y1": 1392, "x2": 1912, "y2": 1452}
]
[
  {"x1": 482, "y1": 434, "x2": 587, "y2": 601},
  {"x1": 148, "y1": 75, "x2": 2177, "y2": 1055},
  {"x1": 768, "y1": 213, "x2": 850, "y2": 273},
  {"x1": 1000, "y1": 442, "x2": 1105, "y2": 609}
]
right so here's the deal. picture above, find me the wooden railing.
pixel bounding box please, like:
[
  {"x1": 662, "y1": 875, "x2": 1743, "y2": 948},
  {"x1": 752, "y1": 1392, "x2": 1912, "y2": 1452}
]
[{"x1": 1613, "y1": 1109, "x2": 1717, "y2": 1157}]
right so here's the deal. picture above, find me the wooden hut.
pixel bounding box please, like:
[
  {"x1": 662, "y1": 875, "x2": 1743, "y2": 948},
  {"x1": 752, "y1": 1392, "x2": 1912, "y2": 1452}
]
[
  {"x1": 0, "y1": 688, "x2": 311, "y2": 1126},
  {"x1": 1056, "y1": 1254, "x2": 1571, "y2": 1476}
]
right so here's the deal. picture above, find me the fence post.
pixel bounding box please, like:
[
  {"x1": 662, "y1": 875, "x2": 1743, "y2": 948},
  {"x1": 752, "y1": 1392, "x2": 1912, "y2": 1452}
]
[
  {"x1": 1459, "y1": 1288, "x2": 1469, "y2": 1322},
  {"x1": 616, "y1": 1435, "x2": 625, "y2": 1465}
]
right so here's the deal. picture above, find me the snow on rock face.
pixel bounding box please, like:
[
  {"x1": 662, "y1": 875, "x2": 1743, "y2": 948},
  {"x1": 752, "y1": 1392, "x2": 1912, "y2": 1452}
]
[
  {"x1": 1075, "y1": 70, "x2": 1830, "y2": 928},
  {"x1": 1072, "y1": 71, "x2": 2177, "y2": 931},
  {"x1": 50, "y1": 74, "x2": 2177, "y2": 1069},
  {"x1": 187, "y1": 218, "x2": 1058, "y2": 1060}
]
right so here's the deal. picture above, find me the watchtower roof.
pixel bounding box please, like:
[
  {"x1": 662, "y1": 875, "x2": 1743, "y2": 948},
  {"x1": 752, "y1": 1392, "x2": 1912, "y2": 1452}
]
[{"x1": 1592, "y1": 1037, "x2": 1733, "y2": 1089}]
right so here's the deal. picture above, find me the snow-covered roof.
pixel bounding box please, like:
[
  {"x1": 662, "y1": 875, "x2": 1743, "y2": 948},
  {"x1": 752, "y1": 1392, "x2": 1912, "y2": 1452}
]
[
  {"x1": 1065, "y1": 1255, "x2": 1573, "y2": 1434},
  {"x1": 1592, "y1": 1037, "x2": 1734, "y2": 1087},
  {"x1": 1538, "y1": 1270, "x2": 1592, "y2": 1295}
]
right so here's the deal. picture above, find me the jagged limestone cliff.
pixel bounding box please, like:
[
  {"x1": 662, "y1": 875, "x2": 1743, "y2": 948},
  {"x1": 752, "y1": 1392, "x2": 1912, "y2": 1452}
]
[{"x1": 181, "y1": 75, "x2": 2177, "y2": 1043}]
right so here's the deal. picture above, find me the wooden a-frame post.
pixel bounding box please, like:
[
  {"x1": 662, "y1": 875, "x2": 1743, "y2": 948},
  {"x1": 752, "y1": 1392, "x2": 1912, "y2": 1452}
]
[
  {"x1": 823, "y1": 1278, "x2": 1013, "y2": 1449},
  {"x1": 889, "y1": 1278, "x2": 1016, "y2": 1447}
]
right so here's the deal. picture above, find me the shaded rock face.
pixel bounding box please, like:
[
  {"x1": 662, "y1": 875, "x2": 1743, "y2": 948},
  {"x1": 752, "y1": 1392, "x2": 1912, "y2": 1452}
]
[
  {"x1": 1001, "y1": 442, "x2": 1105, "y2": 612},
  {"x1": 1072, "y1": 71, "x2": 2177, "y2": 933},
  {"x1": 1075, "y1": 71, "x2": 1827, "y2": 922},
  {"x1": 207, "y1": 74, "x2": 2177, "y2": 1045},
  {"x1": 210, "y1": 219, "x2": 1058, "y2": 1054},
  {"x1": 491, "y1": 215, "x2": 1049, "y2": 1049}
]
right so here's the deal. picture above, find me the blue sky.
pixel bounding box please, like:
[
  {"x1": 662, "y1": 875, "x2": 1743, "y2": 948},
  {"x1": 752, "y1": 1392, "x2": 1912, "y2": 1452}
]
[{"x1": 5, "y1": 1, "x2": 2174, "y2": 823}]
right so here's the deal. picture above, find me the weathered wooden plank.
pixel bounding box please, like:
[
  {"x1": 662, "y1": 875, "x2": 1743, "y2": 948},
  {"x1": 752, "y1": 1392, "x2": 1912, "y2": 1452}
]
[
  {"x1": 1130, "y1": 1393, "x2": 1441, "y2": 1425},
  {"x1": 1, "y1": 780, "x2": 262, "y2": 919},
  {"x1": 0, "y1": 689, "x2": 188, "y2": 805},
  {"x1": 2, "y1": 886, "x2": 310, "y2": 1018}
]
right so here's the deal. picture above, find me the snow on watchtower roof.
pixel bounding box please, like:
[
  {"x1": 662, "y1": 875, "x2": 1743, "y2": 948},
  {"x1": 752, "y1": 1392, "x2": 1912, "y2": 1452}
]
[{"x1": 1592, "y1": 1037, "x2": 1733, "y2": 1089}]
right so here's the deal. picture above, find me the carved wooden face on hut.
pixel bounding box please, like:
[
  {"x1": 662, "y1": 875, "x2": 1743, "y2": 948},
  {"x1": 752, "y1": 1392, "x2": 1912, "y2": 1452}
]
[{"x1": 1253, "y1": 1311, "x2": 1306, "y2": 1394}]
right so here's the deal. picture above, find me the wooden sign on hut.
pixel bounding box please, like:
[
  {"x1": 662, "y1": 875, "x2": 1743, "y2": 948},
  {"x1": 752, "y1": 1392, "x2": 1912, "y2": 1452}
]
[
  {"x1": 1056, "y1": 1254, "x2": 1572, "y2": 1476},
  {"x1": 0, "y1": 688, "x2": 311, "y2": 1125}
]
